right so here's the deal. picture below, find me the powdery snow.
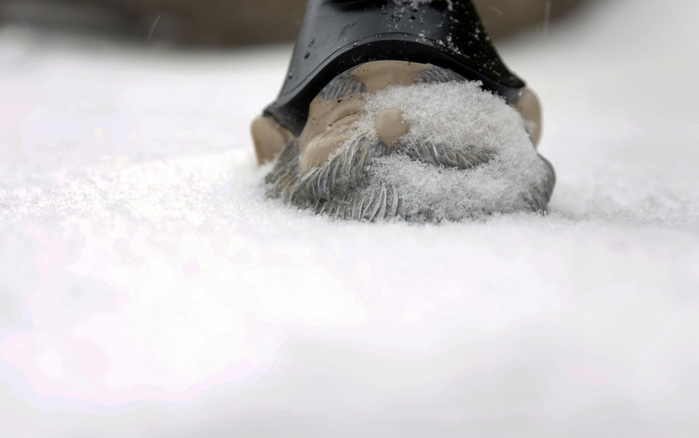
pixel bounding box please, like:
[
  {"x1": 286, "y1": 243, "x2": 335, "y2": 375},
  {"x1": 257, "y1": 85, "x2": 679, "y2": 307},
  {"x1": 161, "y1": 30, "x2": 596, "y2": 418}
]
[
  {"x1": 1, "y1": 0, "x2": 699, "y2": 436},
  {"x1": 356, "y1": 81, "x2": 551, "y2": 218}
]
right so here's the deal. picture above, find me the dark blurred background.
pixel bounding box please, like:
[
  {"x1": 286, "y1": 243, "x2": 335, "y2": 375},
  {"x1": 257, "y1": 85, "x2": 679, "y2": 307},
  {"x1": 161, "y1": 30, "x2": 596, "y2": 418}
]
[{"x1": 0, "y1": 0, "x2": 591, "y2": 47}]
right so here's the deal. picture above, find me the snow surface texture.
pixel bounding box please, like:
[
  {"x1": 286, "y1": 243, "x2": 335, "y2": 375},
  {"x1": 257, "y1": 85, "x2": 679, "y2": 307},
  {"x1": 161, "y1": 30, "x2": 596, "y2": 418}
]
[
  {"x1": 358, "y1": 81, "x2": 553, "y2": 219},
  {"x1": 1, "y1": 0, "x2": 699, "y2": 436}
]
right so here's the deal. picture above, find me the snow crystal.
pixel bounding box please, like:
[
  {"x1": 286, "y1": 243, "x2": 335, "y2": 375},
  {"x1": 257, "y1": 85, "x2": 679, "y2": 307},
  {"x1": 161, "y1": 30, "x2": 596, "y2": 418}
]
[
  {"x1": 353, "y1": 81, "x2": 550, "y2": 219},
  {"x1": 393, "y1": 0, "x2": 432, "y2": 7},
  {"x1": 391, "y1": 0, "x2": 448, "y2": 21},
  {"x1": 392, "y1": 0, "x2": 453, "y2": 11}
]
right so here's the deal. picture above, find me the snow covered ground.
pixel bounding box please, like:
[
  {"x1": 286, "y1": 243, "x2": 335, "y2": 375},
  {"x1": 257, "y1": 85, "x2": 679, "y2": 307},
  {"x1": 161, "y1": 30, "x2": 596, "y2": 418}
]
[{"x1": 1, "y1": 0, "x2": 698, "y2": 436}]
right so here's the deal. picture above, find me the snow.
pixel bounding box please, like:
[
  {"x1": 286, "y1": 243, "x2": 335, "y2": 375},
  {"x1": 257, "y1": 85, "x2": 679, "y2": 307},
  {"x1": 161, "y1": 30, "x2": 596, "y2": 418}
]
[
  {"x1": 357, "y1": 81, "x2": 551, "y2": 218},
  {"x1": 1, "y1": 0, "x2": 699, "y2": 436},
  {"x1": 394, "y1": 0, "x2": 433, "y2": 9}
]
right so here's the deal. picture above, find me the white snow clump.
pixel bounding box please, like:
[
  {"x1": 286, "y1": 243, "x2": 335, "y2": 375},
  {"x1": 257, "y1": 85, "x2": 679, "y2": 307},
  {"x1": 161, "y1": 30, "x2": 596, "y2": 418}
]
[{"x1": 355, "y1": 80, "x2": 551, "y2": 219}]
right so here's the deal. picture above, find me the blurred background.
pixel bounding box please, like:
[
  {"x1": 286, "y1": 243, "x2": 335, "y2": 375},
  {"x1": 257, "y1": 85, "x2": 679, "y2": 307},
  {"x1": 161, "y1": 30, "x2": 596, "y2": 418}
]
[{"x1": 0, "y1": 0, "x2": 592, "y2": 47}]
